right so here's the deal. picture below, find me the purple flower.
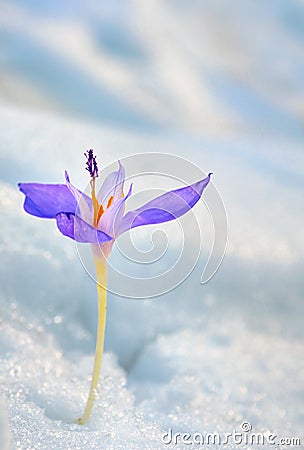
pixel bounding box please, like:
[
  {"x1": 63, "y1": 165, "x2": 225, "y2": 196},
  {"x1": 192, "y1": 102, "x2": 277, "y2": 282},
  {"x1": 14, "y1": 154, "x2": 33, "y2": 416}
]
[
  {"x1": 18, "y1": 150, "x2": 212, "y2": 425},
  {"x1": 19, "y1": 151, "x2": 212, "y2": 258}
]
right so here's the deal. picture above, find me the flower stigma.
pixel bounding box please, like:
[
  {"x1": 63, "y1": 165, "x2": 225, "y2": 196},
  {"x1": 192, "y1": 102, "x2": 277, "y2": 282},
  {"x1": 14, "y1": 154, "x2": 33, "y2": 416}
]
[
  {"x1": 84, "y1": 149, "x2": 98, "y2": 179},
  {"x1": 84, "y1": 149, "x2": 102, "y2": 228},
  {"x1": 84, "y1": 150, "x2": 115, "y2": 229}
]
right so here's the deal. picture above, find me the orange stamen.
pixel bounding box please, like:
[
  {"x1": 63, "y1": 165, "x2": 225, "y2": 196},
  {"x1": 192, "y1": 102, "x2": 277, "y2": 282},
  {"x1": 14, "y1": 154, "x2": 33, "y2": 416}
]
[
  {"x1": 96, "y1": 203, "x2": 104, "y2": 227},
  {"x1": 107, "y1": 195, "x2": 114, "y2": 209}
]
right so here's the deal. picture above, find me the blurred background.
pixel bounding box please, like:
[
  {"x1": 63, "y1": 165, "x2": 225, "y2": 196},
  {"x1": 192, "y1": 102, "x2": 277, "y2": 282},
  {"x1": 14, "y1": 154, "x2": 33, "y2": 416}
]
[
  {"x1": 1, "y1": 0, "x2": 304, "y2": 136},
  {"x1": 0, "y1": 1, "x2": 304, "y2": 448}
]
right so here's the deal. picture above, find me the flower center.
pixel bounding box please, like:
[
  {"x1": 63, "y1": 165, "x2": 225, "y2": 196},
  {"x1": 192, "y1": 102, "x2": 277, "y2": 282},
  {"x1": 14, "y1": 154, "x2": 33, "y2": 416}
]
[{"x1": 84, "y1": 150, "x2": 114, "y2": 228}]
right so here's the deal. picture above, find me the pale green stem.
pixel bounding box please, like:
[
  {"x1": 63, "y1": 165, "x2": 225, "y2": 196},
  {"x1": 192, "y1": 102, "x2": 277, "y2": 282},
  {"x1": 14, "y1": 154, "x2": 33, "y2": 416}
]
[{"x1": 77, "y1": 257, "x2": 107, "y2": 425}]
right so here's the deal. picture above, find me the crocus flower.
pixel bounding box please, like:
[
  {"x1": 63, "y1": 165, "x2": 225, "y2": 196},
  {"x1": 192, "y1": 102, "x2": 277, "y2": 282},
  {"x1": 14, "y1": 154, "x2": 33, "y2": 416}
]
[{"x1": 19, "y1": 150, "x2": 212, "y2": 424}]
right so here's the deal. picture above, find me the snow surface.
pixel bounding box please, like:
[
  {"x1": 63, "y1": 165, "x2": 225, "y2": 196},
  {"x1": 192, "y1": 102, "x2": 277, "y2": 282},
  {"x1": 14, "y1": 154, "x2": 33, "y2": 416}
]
[{"x1": 1, "y1": 1, "x2": 304, "y2": 449}]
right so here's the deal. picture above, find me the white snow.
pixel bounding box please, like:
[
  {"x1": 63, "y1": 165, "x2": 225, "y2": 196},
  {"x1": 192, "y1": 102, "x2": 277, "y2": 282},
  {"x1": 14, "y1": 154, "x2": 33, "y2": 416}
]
[{"x1": 1, "y1": 1, "x2": 304, "y2": 449}]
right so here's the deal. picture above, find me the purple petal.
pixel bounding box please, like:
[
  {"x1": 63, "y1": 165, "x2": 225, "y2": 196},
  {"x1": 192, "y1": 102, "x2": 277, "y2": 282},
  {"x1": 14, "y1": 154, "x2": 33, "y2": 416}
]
[
  {"x1": 56, "y1": 213, "x2": 113, "y2": 243},
  {"x1": 118, "y1": 174, "x2": 212, "y2": 235},
  {"x1": 97, "y1": 161, "x2": 125, "y2": 205},
  {"x1": 99, "y1": 183, "x2": 133, "y2": 237},
  {"x1": 64, "y1": 171, "x2": 92, "y2": 223},
  {"x1": 19, "y1": 183, "x2": 77, "y2": 218}
]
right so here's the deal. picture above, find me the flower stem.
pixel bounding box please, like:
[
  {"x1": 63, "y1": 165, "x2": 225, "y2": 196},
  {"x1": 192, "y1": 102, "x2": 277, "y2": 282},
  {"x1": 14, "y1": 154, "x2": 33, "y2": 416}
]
[{"x1": 77, "y1": 257, "x2": 107, "y2": 425}]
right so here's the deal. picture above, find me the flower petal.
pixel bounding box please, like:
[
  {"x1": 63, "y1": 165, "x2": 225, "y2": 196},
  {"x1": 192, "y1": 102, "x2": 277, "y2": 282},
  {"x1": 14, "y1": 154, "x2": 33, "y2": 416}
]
[
  {"x1": 117, "y1": 174, "x2": 212, "y2": 235},
  {"x1": 97, "y1": 161, "x2": 125, "y2": 205},
  {"x1": 56, "y1": 213, "x2": 113, "y2": 243},
  {"x1": 98, "y1": 183, "x2": 133, "y2": 237},
  {"x1": 18, "y1": 183, "x2": 77, "y2": 218},
  {"x1": 65, "y1": 171, "x2": 92, "y2": 224}
]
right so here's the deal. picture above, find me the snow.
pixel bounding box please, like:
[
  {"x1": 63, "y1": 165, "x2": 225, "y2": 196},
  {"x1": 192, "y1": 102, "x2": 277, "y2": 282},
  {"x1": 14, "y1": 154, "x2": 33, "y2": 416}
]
[{"x1": 1, "y1": 1, "x2": 304, "y2": 449}]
